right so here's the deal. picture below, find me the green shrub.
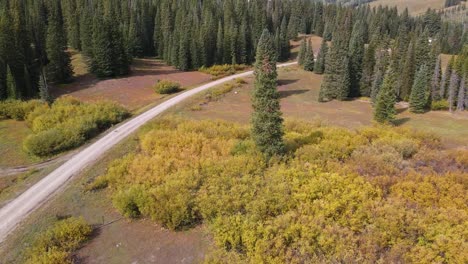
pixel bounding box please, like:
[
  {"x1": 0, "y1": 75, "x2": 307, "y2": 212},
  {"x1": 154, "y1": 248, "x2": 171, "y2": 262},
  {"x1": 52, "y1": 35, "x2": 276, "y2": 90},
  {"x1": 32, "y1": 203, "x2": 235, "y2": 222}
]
[
  {"x1": 23, "y1": 129, "x2": 75, "y2": 157},
  {"x1": 431, "y1": 100, "x2": 450, "y2": 111},
  {"x1": 0, "y1": 100, "x2": 46, "y2": 120},
  {"x1": 154, "y1": 79, "x2": 181, "y2": 94},
  {"x1": 25, "y1": 217, "x2": 92, "y2": 264},
  {"x1": 112, "y1": 186, "x2": 144, "y2": 218},
  {"x1": 21, "y1": 97, "x2": 130, "y2": 157}
]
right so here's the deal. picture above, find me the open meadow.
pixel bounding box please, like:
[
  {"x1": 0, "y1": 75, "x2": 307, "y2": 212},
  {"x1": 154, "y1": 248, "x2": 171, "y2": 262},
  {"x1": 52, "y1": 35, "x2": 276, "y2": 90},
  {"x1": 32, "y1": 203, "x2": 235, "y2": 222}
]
[
  {"x1": 369, "y1": 0, "x2": 446, "y2": 14},
  {"x1": 169, "y1": 65, "x2": 468, "y2": 148}
]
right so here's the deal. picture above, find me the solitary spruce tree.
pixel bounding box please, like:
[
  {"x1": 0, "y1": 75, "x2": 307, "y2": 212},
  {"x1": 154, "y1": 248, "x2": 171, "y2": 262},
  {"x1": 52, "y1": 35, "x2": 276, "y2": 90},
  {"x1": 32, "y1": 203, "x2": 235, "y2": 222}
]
[
  {"x1": 374, "y1": 66, "x2": 397, "y2": 124},
  {"x1": 251, "y1": 29, "x2": 285, "y2": 158},
  {"x1": 410, "y1": 65, "x2": 430, "y2": 113}
]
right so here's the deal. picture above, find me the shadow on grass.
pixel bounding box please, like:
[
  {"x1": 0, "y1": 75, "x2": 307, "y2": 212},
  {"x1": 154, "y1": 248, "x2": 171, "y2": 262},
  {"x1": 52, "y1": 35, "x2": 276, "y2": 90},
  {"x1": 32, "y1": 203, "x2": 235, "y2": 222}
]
[
  {"x1": 279, "y1": 89, "x2": 309, "y2": 98},
  {"x1": 278, "y1": 79, "x2": 299, "y2": 86},
  {"x1": 393, "y1": 117, "x2": 411, "y2": 126}
]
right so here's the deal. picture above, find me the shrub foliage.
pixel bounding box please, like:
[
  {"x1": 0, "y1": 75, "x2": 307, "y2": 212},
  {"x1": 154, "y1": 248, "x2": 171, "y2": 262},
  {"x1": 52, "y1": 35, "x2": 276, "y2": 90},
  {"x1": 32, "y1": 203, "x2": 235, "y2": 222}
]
[
  {"x1": 25, "y1": 217, "x2": 92, "y2": 264},
  {"x1": 95, "y1": 118, "x2": 468, "y2": 263},
  {"x1": 154, "y1": 79, "x2": 181, "y2": 94},
  {"x1": 1, "y1": 97, "x2": 130, "y2": 157}
]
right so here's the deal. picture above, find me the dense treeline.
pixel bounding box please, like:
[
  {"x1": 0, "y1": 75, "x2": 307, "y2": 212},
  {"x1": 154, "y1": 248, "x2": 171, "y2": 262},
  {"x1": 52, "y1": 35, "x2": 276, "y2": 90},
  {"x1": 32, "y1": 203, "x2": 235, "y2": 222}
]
[
  {"x1": 301, "y1": 4, "x2": 468, "y2": 120},
  {"x1": 1, "y1": 0, "x2": 466, "y2": 102},
  {"x1": 91, "y1": 118, "x2": 468, "y2": 263}
]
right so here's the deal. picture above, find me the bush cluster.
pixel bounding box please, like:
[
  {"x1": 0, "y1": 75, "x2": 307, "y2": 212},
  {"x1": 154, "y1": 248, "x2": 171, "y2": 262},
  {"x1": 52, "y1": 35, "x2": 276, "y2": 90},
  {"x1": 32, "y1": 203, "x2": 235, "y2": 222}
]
[
  {"x1": 431, "y1": 100, "x2": 450, "y2": 111},
  {"x1": 0, "y1": 100, "x2": 46, "y2": 121},
  {"x1": 25, "y1": 217, "x2": 92, "y2": 264},
  {"x1": 199, "y1": 64, "x2": 248, "y2": 79},
  {"x1": 12, "y1": 97, "x2": 130, "y2": 157},
  {"x1": 94, "y1": 118, "x2": 468, "y2": 263},
  {"x1": 154, "y1": 79, "x2": 181, "y2": 94}
]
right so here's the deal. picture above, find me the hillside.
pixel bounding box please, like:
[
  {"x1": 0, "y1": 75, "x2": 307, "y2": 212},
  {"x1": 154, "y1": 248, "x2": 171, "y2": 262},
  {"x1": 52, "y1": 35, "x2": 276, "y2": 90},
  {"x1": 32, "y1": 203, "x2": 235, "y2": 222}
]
[{"x1": 369, "y1": 0, "x2": 446, "y2": 14}]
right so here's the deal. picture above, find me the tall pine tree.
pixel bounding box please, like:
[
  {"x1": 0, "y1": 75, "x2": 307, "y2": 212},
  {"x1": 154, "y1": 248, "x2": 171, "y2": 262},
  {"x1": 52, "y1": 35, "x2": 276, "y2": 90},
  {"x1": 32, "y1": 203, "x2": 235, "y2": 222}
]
[
  {"x1": 374, "y1": 65, "x2": 397, "y2": 124},
  {"x1": 314, "y1": 38, "x2": 327, "y2": 74},
  {"x1": 46, "y1": 0, "x2": 73, "y2": 83},
  {"x1": 303, "y1": 39, "x2": 314, "y2": 71},
  {"x1": 410, "y1": 65, "x2": 431, "y2": 113},
  {"x1": 251, "y1": 29, "x2": 285, "y2": 158}
]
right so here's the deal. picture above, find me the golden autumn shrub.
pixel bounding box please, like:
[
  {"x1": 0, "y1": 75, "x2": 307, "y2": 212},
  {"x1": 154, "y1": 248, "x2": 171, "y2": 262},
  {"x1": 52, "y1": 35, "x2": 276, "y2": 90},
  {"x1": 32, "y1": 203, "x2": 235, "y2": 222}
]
[
  {"x1": 0, "y1": 99, "x2": 46, "y2": 120},
  {"x1": 25, "y1": 217, "x2": 92, "y2": 264},
  {"x1": 95, "y1": 118, "x2": 468, "y2": 263}
]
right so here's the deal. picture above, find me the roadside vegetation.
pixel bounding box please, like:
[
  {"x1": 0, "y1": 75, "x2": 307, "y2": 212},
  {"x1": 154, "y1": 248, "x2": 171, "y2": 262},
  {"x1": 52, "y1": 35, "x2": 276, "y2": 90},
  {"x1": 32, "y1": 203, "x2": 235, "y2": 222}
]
[
  {"x1": 24, "y1": 217, "x2": 92, "y2": 264},
  {"x1": 0, "y1": 97, "x2": 129, "y2": 157},
  {"x1": 199, "y1": 64, "x2": 249, "y2": 79},
  {"x1": 154, "y1": 80, "x2": 181, "y2": 94},
  {"x1": 91, "y1": 117, "x2": 467, "y2": 263}
]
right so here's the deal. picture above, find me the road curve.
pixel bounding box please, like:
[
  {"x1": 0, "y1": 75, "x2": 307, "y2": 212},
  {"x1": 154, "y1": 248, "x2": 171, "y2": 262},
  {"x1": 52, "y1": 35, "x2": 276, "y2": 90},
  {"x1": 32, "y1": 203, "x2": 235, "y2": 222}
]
[{"x1": 0, "y1": 62, "x2": 297, "y2": 242}]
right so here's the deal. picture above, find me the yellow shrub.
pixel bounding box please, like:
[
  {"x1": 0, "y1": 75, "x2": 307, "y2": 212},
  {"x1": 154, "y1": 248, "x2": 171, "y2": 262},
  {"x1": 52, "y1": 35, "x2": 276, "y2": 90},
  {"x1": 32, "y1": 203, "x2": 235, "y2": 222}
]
[
  {"x1": 154, "y1": 79, "x2": 181, "y2": 94},
  {"x1": 25, "y1": 217, "x2": 92, "y2": 264},
  {"x1": 98, "y1": 119, "x2": 467, "y2": 263}
]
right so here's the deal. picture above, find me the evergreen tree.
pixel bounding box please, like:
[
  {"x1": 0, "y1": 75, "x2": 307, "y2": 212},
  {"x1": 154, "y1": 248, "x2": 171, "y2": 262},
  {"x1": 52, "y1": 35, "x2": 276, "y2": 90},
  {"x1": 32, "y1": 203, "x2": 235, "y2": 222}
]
[
  {"x1": 440, "y1": 56, "x2": 454, "y2": 99},
  {"x1": 359, "y1": 43, "x2": 376, "y2": 97},
  {"x1": 370, "y1": 50, "x2": 389, "y2": 103},
  {"x1": 319, "y1": 28, "x2": 351, "y2": 101},
  {"x1": 46, "y1": 0, "x2": 73, "y2": 83},
  {"x1": 279, "y1": 17, "x2": 290, "y2": 61},
  {"x1": 448, "y1": 70, "x2": 460, "y2": 112},
  {"x1": 400, "y1": 40, "x2": 416, "y2": 100},
  {"x1": 79, "y1": 5, "x2": 93, "y2": 57},
  {"x1": 348, "y1": 20, "x2": 366, "y2": 97},
  {"x1": 38, "y1": 69, "x2": 50, "y2": 102},
  {"x1": 314, "y1": 38, "x2": 327, "y2": 74},
  {"x1": 414, "y1": 30, "x2": 431, "y2": 71},
  {"x1": 303, "y1": 40, "x2": 314, "y2": 71},
  {"x1": 457, "y1": 77, "x2": 466, "y2": 111},
  {"x1": 6, "y1": 65, "x2": 16, "y2": 99},
  {"x1": 251, "y1": 29, "x2": 285, "y2": 158},
  {"x1": 0, "y1": 10, "x2": 12, "y2": 99},
  {"x1": 410, "y1": 65, "x2": 431, "y2": 113},
  {"x1": 64, "y1": 0, "x2": 80, "y2": 50},
  {"x1": 298, "y1": 39, "x2": 306, "y2": 66},
  {"x1": 370, "y1": 67, "x2": 384, "y2": 104},
  {"x1": 215, "y1": 22, "x2": 223, "y2": 64},
  {"x1": 431, "y1": 56, "x2": 442, "y2": 101},
  {"x1": 374, "y1": 66, "x2": 397, "y2": 124}
]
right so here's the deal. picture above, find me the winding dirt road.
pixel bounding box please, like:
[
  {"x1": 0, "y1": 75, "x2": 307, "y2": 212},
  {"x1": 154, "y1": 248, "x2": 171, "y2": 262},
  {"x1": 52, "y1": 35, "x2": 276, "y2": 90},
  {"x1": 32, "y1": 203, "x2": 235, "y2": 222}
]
[{"x1": 0, "y1": 62, "x2": 297, "y2": 242}]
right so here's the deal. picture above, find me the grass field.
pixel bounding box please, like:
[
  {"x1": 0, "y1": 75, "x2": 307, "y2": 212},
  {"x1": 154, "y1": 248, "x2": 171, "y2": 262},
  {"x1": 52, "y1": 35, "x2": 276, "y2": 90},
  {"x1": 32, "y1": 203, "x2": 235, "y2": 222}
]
[
  {"x1": 369, "y1": 0, "x2": 446, "y2": 15},
  {"x1": 0, "y1": 120, "x2": 39, "y2": 168},
  {"x1": 169, "y1": 65, "x2": 468, "y2": 148}
]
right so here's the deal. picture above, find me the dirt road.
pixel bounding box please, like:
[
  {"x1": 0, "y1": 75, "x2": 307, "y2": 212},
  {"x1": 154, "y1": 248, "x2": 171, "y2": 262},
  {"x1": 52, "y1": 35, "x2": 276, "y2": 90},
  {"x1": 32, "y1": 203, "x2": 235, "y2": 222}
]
[{"x1": 0, "y1": 62, "x2": 297, "y2": 242}]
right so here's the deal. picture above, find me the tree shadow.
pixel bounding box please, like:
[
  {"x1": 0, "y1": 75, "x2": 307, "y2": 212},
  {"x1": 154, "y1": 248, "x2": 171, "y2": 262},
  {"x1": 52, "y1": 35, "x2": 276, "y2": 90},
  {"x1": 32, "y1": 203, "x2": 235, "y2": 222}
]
[
  {"x1": 392, "y1": 117, "x2": 411, "y2": 126},
  {"x1": 72, "y1": 226, "x2": 103, "y2": 264},
  {"x1": 278, "y1": 79, "x2": 299, "y2": 86},
  {"x1": 279, "y1": 89, "x2": 309, "y2": 98}
]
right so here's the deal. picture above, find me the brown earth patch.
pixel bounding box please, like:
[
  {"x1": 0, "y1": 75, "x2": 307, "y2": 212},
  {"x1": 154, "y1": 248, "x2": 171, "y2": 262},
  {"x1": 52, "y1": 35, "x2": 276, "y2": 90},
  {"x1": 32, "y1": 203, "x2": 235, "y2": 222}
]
[{"x1": 52, "y1": 57, "x2": 211, "y2": 111}]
